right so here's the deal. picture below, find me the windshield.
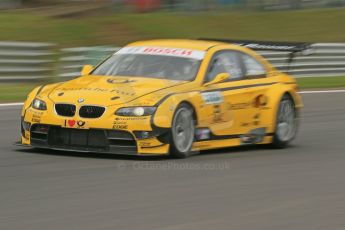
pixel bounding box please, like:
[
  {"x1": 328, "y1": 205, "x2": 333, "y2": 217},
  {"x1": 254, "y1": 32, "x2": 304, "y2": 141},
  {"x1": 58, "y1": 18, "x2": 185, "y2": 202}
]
[{"x1": 92, "y1": 47, "x2": 204, "y2": 81}]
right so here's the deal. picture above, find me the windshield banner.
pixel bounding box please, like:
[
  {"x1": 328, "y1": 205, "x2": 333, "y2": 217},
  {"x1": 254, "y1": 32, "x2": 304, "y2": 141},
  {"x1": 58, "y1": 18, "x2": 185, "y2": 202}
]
[{"x1": 116, "y1": 46, "x2": 206, "y2": 60}]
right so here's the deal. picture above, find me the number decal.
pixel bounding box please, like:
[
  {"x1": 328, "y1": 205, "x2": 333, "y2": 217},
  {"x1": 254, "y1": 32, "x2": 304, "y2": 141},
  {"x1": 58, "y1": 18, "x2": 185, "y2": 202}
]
[{"x1": 201, "y1": 92, "x2": 223, "y2": 105}]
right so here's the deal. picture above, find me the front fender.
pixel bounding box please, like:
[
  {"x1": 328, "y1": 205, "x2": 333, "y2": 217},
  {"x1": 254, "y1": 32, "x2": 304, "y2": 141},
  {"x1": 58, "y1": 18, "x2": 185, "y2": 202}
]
[
  {"x1": 21, "y1": 86, "x2": 43, "y2": 116},
  {"x1": 153, "y1": 91, "x2": 202, "y2": 128}
]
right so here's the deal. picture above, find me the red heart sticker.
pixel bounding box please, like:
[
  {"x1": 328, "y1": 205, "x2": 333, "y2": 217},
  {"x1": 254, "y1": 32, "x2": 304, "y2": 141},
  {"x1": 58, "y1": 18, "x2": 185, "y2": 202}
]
[{"x1": 68, "y1": 120, "x2": 75, "y2": 127}]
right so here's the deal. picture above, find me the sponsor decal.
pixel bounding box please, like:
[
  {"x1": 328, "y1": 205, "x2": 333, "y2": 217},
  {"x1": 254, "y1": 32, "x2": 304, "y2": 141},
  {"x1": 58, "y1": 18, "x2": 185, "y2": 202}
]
[
  {"x1": 240, "y1": 114, "x2": 261, "y2": 127},
  {"x1": 116, "y1": 46, "x2": 206, "y2": 60},
  {"x1": 115, "y1": 117, "x2": 147, "y2": 121},
  {"x1": 201, "y1": 92, "x2": 223, "y2": 105},
  {"x1": 196, "y1": 128, "x2": 211, "y2": 141},
  {"x1": 28, "y1": 109, "x2": 43, "y2": 114},
  {"x1": 64, "y1": 120, "x2": 74, "y2": 127},
  {"x1": 111, "y1": 96, "x2": 120, "y2": 101},
  {"x1": 31, "y1": 115, "x2": 41, "y2": 123},
  {"x1": 112, "y1": 116, "x2": 149, "y2": 129},
  {"x1": 240, "y1": 127, "x2": 266, "y2": 144},
  {"x1": 109, "y1": 89, "x2": 135, "y2": 96},
  {"x1": 139, "y1": 142, "x2": 152, "y2": 147},
  {"x1": 67, "y1": 119, "x2": 76, "y2": 127},
  {"x1": 253, "y1": 94, "x2": 268, "y2": 108},
  {"x1": 230, "y1": 102, "x2": 251, "y2": 110},
  {"x1": 59, "y1": 87, "x2": 108, "y2": 92},
  {"x1": 64, "y1": 119, "x2": 86, "y2": 128},
  {"x1": 241, "y1": 122, "x2": 250, "y2": 127},
  {"x1": 113, "y1": 119, "x2": 128, "y2": 130},
  {"x1": 213, "y1": 105, "x2": 224, "y2": 123},
  {"x1": 253, "y1": 113, "x2": 260, "y2": 126},
  {"x1": 107, "y1": 79, "x2": 136, "y2": 84},
  {"x1": 57, "y1": 87, "x2": 135, "y2": 96},
  {"x1": 113, "y1": 124, "x2": 128, "y2": 130},
  {"x1": 77, "y1": 120, "x2": 85, "y2": 127},
  {"x1": 232, "y1": 42, "x2": 298, "y2": 51},
  {"x1": 31, "y1": 111, "x2": 43, "y2": 123},
  {"x1": 244, "y1": 44, "x2": 296, "y2": 51}
]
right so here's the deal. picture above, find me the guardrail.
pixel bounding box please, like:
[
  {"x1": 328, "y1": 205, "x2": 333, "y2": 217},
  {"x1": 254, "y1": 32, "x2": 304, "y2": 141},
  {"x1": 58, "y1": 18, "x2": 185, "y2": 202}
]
[
  {"x1": 58, "y1": 46, "x2": 118, "y2": 79},
  {"x1": 0, "y1": 41, "x2": 56, "y2": 82},
  {"x1": 1, "y1": 42, "x2": 345, "y2": 82},
  {"x1": 259, "y1": 43, "x2": 345, "y2": 77}
]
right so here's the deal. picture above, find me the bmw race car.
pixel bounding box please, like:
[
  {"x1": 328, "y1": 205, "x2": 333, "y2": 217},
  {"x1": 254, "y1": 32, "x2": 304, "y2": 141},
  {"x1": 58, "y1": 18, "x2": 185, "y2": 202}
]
[{"x1": 19, "y1": 39, "x2": 306, "y2": 158}]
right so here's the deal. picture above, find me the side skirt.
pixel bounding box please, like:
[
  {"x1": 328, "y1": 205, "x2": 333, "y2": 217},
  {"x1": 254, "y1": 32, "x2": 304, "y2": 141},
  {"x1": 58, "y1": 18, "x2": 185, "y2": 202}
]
[{"x1": 192, "y1": 128, "x2": 274, "y2": 151}]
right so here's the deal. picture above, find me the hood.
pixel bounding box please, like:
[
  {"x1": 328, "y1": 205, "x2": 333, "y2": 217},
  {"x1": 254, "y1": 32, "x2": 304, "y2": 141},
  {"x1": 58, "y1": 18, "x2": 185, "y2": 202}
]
[{"x1": 48, "y1": 75, "x2": 187, "y2": 106}]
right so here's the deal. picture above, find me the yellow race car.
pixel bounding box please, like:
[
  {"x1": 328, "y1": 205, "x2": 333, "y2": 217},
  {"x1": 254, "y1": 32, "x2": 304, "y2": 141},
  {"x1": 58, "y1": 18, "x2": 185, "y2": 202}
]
[{"x1": 19, "y1": 39, "x2": 306, "y2": 158}]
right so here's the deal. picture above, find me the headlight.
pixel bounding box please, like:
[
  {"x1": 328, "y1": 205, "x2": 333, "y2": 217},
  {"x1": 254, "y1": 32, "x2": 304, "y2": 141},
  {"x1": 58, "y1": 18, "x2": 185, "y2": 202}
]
[
  {"x1": 115, "y1": 107, "x2": 156, "y2": 116},
  {"x1": 32, "y1": 98, "x2": 47, "y2": 110}
]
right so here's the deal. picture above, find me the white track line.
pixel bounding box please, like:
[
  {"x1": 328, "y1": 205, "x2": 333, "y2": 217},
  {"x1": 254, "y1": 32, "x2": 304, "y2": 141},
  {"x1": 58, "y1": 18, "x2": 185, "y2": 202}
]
[
  {"x1": 0, "y1": 102, "x2": 24, "y2": 107},
  {"x1": 299, "y1": 89, "x2": 345, "y2": 94},
  {"x1": 0, "y1": 90, "x2": 344, "y2": 107}
]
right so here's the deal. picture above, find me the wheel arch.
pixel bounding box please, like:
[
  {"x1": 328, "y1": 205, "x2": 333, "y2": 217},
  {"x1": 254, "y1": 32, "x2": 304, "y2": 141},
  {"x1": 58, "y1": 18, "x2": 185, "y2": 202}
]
[
  {"x1": 262, "y1": 84, "x2": 301, "y2": 133},
  {"x1": 152, "y1": 92, "x2": 202, "y2": 128},
  {"x1": 177, "y1": 101, "x2": 198, "y2": 125}
]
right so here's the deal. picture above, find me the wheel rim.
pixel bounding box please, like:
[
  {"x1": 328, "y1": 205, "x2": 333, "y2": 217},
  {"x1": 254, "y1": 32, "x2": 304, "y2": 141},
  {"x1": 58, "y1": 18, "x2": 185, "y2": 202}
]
[
  {"x1": 172, "y1": 108, "x2": 194, "y2": 153},
  {"x1": 277, "y1": 100, "x2": 296, "y2": 142}
]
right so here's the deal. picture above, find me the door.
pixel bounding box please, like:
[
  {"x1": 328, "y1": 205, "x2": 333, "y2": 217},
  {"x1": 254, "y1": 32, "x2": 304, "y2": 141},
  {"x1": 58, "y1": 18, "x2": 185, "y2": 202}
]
[
  {"x1": 200, "y1": 50, "x2": 256, "y2": 137},
  {"x1": 236, "y1": 51, "x2": 273, "y2": 134}
]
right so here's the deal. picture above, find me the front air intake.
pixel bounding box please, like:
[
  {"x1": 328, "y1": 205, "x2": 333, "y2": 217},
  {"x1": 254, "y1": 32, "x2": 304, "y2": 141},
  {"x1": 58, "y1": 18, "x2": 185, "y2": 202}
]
[
  {"x1": 79, "y1": 105, "x2": 105, "y2": 118},
  {"x1": 55, "y1": 104, "x2": 76, "y2": 117}
]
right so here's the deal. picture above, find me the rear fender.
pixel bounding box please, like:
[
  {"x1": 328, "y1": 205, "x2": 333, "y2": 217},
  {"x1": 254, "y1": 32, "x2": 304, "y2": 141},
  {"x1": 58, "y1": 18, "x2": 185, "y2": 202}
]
[{"x1": 261, "y1": 83, "x2": 302, "y2": 133}]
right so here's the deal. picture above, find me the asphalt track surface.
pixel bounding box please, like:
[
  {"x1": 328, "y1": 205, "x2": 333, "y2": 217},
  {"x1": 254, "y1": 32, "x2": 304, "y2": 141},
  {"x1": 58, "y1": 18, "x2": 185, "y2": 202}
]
[{"x1": 1, "y1": 92, "x2": 345, "y2": 230}]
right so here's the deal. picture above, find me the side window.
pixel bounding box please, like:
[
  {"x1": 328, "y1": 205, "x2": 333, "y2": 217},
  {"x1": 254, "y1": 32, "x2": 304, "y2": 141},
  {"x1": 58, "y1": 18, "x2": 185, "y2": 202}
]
[
  {"x1": 206, "y1": 51, "x2": 244, "y2": 82},
  {"x1": 240, "y1": 53, "x2": 266, "y2": 79}
]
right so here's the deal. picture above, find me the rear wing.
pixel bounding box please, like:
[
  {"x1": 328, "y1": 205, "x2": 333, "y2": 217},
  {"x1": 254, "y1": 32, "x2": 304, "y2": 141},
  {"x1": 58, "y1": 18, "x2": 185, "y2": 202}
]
[
  {"x1": 198, "y1": 38, "x2": 311, "y2": 53},
  {"x1": 198, "y1": 38, "x2": 312, "y2": 73}
]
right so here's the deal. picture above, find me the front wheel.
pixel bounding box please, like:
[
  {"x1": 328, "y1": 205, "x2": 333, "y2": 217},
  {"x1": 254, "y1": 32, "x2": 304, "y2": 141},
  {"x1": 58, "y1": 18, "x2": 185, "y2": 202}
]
[
  {"x1": 170, "y1": 104, "x2": 195, "y2": 158},
  {"x1": 272, "y1": 94, "x2": 298, "y2": 148}
]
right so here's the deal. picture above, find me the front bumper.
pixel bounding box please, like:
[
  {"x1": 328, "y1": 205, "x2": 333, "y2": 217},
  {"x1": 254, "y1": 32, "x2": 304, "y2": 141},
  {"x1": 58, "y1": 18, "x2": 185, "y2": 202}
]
[
  {"x1": 20, "y1": 107, "x2": 170, "y2": 156},
  {"x1": 33, "y1": 124, "x2": 138, "y2": 154},
  {"x1": 21, "y1": 124, "x2": 169, "y2": 156}
]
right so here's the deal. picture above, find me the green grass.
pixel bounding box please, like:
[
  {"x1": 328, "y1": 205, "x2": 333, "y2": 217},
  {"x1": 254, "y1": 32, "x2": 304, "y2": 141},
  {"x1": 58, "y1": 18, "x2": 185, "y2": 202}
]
[
  {"x1": 1, "y1": 8, "x2": 345, "y2": 46},
  {"x1": 0, "y1": 84, "x2": 36, "y2": 103},
  {"x1": 0, "y1": 77, "x2": 344, "y2": 103},
  {"x1": 296, "y1": 76, "x2": 345, "y2": 89},
  {"x1": 115, "y1": 8, "x2": 345, "y2": 43},
  {"x1": 0, "y1": 13, "x2": 97, "y2": 46}
]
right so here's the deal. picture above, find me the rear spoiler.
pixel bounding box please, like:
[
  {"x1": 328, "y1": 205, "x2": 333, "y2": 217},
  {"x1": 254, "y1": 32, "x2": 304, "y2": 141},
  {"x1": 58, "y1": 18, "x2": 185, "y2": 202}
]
[
  {"x1": 198, "y1": 38, "x2": 312, "y2": 73},
  {"x1": 198, "y1": 38, "x2": 311, "y2": 53}
]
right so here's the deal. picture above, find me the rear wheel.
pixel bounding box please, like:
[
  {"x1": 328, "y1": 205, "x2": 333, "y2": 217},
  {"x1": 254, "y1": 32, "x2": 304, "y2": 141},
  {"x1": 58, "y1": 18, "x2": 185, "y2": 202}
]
[
  {"x1": 272, "y1": 95, "x2": 298, "y2": 148},
  {"x1": 170, "y1": 104, "x2": 195, "y2": 158}
]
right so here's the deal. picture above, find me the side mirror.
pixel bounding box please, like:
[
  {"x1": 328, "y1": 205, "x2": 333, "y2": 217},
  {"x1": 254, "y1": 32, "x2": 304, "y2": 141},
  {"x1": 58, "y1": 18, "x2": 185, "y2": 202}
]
[
  {"x1": 81, "y1": 65, "x2": 94, "y2": 76},
  {"x1": 204, "y1": 73, "x2": 230, "y2": 87}
]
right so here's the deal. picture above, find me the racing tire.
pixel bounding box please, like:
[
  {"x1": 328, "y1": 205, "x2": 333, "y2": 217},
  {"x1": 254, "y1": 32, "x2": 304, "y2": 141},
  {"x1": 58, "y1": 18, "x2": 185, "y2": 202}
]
[
  {"x1": 272, "y1": 94, "x2": 298, "y2": 148},
  {"x1": 169, "y1": 103, "x2": 195, "y2": 158}
]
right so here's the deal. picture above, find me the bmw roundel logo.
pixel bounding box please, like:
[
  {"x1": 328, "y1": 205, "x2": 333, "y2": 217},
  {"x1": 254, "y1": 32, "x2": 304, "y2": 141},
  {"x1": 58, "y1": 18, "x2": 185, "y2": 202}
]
[{"x1": 78, "y1": 98, "x2": 84, "y2": 103}]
